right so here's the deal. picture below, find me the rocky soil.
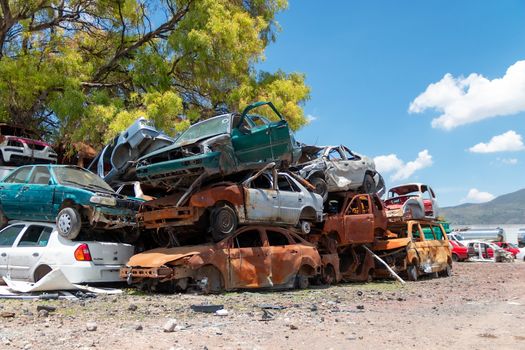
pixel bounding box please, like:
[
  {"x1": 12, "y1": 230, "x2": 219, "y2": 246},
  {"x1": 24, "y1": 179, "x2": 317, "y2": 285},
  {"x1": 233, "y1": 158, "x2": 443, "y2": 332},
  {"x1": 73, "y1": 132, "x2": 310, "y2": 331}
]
[{"x1": 1, "y1": 262, "x2": 524, "y2": 350}]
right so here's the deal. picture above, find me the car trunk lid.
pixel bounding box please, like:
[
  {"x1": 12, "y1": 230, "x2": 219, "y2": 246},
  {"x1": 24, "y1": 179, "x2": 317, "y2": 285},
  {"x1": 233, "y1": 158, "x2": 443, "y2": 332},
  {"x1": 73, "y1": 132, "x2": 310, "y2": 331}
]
[{"x1": 84, "y1": 242, "x2": 134, "y2": 266}]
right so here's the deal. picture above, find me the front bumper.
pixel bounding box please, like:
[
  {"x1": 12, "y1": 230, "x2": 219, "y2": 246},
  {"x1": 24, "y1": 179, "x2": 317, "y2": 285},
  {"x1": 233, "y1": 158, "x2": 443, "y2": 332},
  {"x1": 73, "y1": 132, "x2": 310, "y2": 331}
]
[
  {"x1": 2, "y1": 146, "x2": 57, "y2": 164},
  {"x1": 120, "y1": 265, "x2": 194, "y2": 282},
  {"x1": 87, "y1": 206, "x2": 137, "y2": 230},
  {"x1": 136, "y1": 152, "x2": 221, "y2": 181}
]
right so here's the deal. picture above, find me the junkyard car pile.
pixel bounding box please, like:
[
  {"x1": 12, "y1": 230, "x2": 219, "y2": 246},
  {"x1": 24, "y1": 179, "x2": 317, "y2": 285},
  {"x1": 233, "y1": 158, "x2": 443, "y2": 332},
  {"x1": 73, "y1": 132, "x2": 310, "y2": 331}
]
[{"x1": 0, "y1": 102, "x2": 455, "y2": 292}]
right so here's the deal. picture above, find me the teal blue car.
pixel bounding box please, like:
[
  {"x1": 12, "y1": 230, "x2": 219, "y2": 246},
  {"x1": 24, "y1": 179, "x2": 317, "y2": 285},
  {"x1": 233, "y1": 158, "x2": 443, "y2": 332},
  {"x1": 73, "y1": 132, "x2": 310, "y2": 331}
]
[{"x1": 0, "y1": 165, "x2": 142, "y2": 240}]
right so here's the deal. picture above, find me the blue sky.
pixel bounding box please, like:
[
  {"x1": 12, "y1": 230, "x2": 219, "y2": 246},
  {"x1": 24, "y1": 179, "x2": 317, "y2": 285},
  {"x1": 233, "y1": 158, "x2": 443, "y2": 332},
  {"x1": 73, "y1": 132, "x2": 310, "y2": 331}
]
[{"x1": 258, "y1": 0, "x2": 525, "y2": 207}]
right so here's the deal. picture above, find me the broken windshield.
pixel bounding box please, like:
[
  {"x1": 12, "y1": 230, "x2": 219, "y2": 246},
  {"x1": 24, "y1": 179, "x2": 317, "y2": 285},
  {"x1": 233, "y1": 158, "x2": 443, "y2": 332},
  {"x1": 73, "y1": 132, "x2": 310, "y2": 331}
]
[
  {"x1": 176, "y1": 115, "x2": 231, "y2": 144},
  {"x1": 53, "y1": 167, "x2": 114, "y2": 192}
]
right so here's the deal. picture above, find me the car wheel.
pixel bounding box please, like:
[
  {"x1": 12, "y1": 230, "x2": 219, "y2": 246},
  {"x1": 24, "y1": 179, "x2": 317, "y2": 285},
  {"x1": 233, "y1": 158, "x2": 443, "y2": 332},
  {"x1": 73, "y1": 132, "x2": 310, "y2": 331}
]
[
  {"x1": 321, "y1": 265, "x2": 337, "y2": 285},
  {"x1": 406, "y1": 264, "x2": 418, "y2": 281},
  {"x1": 295, "y1": 274, "x2": 310, "y2": 289},
  {"x1": 309, "y1": 177, "x2": 328, "y2": 202},
  {"x1": 56, "y1": 207, "x2": 82, "y2": 240},
  {"x1": 451, "y1": 253, "x2": 459, "y2": 262},
  {"x1": 34, "y1": 265, "x2": 52, "y2": 282},
  {"x1": 195, "y1": 265, "x2": 224, "y2": 294},
  {"x1": 439, "y1": 264, "x2": 452, "y2": 278},
  {"x1": 0, "y1": 209, "x2": 8, "y2": 229},
  {"x1": 210, "y1": 204, "x2": 238, "y2": 242},
  {"x1": 362, "y1": 174, "x2": 376, "y2": 194},
  {"x1": 300, "y1": 220, "x2": 311, "y2": 234}
]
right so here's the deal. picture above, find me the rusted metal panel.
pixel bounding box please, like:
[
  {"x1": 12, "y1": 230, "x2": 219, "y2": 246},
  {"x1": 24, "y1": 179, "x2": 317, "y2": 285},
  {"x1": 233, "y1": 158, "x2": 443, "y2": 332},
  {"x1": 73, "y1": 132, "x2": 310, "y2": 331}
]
[{"x1": 189, "y1": 184, "x2": 244, "y2": 207}]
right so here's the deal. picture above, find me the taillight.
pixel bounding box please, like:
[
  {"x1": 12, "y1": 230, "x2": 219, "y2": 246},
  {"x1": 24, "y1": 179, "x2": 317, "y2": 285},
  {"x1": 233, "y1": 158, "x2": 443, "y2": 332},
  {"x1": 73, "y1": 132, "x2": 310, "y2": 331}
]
[{"x1": 74, "y1": 243, "x2": 92, "y2": 261}]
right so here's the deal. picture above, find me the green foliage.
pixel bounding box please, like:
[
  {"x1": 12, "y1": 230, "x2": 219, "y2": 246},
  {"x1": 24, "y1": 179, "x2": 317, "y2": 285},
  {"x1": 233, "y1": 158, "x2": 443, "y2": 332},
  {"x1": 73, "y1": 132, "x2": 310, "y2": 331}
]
[{"x1": 0, "y1": 0, "x2": 309, "y2": 149}]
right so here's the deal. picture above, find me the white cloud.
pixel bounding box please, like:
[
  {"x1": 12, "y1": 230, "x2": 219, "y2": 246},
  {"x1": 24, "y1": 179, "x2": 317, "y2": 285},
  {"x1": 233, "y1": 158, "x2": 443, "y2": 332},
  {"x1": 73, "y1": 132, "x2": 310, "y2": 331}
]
[
  {"x1": 469, "y1": 130, "x2": 525, "y2": 153},
  {"x1": 306, "y1": 114, "x2": 318, "y2": 122},
  {"x1": 500, "y1": 158, "x2": 518, "y2": 165},
  {"x1": 463, "y1": 188, "x2": 495, "y2": 203},
  {"x1": 409, "y1": 60, "x2": 525, "y2": 130},
  {"x1": 374, "y1": 150, "x2": 433, "y2": 181}
]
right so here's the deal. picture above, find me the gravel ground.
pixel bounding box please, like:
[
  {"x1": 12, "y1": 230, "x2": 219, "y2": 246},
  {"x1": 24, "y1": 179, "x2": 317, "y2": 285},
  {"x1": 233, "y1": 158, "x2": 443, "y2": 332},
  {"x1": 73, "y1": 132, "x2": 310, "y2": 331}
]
[{"x1": 1, "y1": 262, "x2": 524, "y2": 350}]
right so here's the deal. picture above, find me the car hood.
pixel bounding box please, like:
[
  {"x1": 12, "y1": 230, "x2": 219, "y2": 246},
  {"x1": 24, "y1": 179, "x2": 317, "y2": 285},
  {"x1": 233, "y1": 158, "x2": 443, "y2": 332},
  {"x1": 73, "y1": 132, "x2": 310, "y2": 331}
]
[{"x1": 127, "y1": 245, "x2": 215, "y2": 268}]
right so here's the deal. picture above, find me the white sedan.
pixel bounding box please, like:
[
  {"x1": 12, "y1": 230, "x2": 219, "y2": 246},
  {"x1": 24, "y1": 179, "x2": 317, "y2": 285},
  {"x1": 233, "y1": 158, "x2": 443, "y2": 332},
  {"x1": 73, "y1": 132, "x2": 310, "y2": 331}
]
[{"x1": 0, "y1": 222, "x2": 134, "y2": 283}]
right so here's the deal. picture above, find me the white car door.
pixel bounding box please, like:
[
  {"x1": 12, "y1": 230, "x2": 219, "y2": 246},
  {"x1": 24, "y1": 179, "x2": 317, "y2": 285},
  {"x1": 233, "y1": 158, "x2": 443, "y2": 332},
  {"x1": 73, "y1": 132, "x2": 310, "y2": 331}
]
[
  {"x1": 7, "y1": 225, "x2": 53, "y2": 280},
  {"x1": 244, "y1": 173, "x2": 279, "y2": 223},
  {"x1": 341, "y1": 146, "x2": 367, "y2": 184},
  {"x1": 324, "y1": 147, "x2": 353, "y2": 191},
  {"x1": 276, "y1": 174, "x2": 302, "y2": 225},
  {"x1": 0, "y1": 224, "x2": 27, "y2": 278}
]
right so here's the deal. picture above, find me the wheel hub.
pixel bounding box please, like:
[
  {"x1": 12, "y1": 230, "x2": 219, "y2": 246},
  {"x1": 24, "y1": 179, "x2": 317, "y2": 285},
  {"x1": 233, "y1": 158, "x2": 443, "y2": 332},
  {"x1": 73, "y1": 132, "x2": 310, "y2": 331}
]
[{"x1": 58, "y1": 213, "x2": 71, "y2": 233}]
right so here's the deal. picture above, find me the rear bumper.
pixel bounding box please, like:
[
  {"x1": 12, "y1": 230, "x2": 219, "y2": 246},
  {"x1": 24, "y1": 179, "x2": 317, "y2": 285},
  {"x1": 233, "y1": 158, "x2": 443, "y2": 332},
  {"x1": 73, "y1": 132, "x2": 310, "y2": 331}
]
[
  {"x1": 2, "y1": 148, "x2": 57, "y2": 164},
  {"x1": 57, "y1": 264, "x2": 125, "y2": 283}
]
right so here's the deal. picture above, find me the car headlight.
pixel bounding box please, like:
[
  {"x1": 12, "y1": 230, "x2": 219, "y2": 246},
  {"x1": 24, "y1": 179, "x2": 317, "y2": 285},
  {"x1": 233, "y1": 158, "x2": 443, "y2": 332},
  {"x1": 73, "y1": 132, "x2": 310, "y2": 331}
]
[
  {"x1": 90, "y1": 195, "x2": 117, "y2": 206},
  {"x1": 202, "y1": 144, "x2": 212, "y2": 153}
]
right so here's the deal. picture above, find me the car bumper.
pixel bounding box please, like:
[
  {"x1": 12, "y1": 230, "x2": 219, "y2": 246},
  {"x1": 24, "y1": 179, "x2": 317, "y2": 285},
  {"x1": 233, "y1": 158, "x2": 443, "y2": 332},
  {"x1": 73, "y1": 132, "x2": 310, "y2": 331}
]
[
  {"x1": 136, "y1": 152, "x2": 221, "y2": 180},
  {"x1": 2, "y1": 147, "x2": 57, "y2": 164},
  {"x1": 87, "y1": 206, "x2": 137, "y2": 230},
  {"x1": 56, "y1": 264, "x2": 125, "y2": 283}
]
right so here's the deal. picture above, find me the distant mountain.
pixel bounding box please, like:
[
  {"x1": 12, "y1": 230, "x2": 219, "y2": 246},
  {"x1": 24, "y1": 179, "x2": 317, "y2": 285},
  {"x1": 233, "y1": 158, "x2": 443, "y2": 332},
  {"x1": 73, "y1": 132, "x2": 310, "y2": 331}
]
[{"x1": 440, "y1": 188, "x2": 525, "y2": 225}]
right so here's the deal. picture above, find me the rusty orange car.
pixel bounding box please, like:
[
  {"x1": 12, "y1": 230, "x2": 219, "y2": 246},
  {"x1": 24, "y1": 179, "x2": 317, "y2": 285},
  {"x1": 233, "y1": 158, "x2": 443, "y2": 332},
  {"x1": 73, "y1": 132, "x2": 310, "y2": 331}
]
[
  {"x1": 120, "y1": 226, "x2": 321, "y2": 293},
  {"x1": 372, "y1": 220, "x2": 452, "y2": 281}
]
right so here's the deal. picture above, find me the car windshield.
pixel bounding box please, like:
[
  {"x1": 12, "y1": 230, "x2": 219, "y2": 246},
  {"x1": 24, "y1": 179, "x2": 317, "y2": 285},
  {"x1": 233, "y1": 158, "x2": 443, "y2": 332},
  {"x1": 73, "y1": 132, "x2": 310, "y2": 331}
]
[
  {"x1": 53, "y1": 167, "x2": 114, "y2": 192},
  {"x1": 176, "y1": 115, "x2": 230, "y2": 144}
]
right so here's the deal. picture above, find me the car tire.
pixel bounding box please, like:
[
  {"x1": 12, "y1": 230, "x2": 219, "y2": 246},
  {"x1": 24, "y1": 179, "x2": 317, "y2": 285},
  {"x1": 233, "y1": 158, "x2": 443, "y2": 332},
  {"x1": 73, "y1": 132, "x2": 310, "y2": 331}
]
[
  {"x1": 362, "y1": 174, "x2": 376, "y2": 194},
  {"x1": 451, "y1": 253, "x2": 459, "y2": 262},
  {"x1": 210, "y1": 204, "x2": 238, "y2": 242},
  {"x1": 321, "y1": 265, "x2": 337, "y2": 285},
  {"x1": 195, "y1": 265, "x2": 224, "y2": 294},
  {"x1": 300, "y1": 220, "x2": 311, "y2": 234},
  {"x1": 439, "y1": 264, "x2": 452, "y2": 278},
  {"x1": 295, "y1": 273, "x2": 310, "y2": 289},
  {"x1": 34, "y1": 265, "x2": 52, "y2": 282},
  {"x1": 406, "y1": 264, "x2": 418, "y2": 281},
  {"x1": 56, "y1": 207, "x2": 82, "y2": 240},
  {"x1": 309, "y1": 177, "x2": 328, "y2": 202}
]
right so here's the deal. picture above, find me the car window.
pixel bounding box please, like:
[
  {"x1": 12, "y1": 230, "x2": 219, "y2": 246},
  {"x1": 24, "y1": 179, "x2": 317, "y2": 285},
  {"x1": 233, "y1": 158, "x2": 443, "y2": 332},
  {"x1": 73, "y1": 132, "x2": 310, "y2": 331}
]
[
  {"x1": 346, "y1": 196, "x2": 370, "y2": 215},
  {"x1": 4, "y1": 167, "x2": 32, "y2": 184},
  {"x1": 0, "y1": 225, "x2": 25, "y2": 247},
  {"x1": 419, "y1": 224, "x2": 437, "y2": 240},
  {"x1": 29, "y1": 166, "x2": 51, "y2": 185},
  {"x1": 266, "y1": 230, "x2": 291, "y2": 246},
  {"x1": 411, "y1": 225, "x2": 423, "y2": 241},
  {"x1": 372, "y1": 195, "x2": 383, "y2": 210},
  {"x1": 433, "y1": 225, "x2": 445, "y2": 240},
  {"x1": 233, "y1": 230, "x2": 263, "y2": 248},
  {"x1": 277, "y1": 175, "x2": 299, "y2": 192},
  {"x1": 342, "y1": 147, "x2": 356, "y2": 160},
  {"x1": 17, "y1": 226, "x2": 53, "y2": 247},
  {"x1": 250, "y1": 174, "x2": 272, "y2": 189},
  {"x1": 327, "y1": 148, "x2": 343, "y2": 160},
  {"x1": 248, "y1": 115, "x2": 269, "y2": 128}
]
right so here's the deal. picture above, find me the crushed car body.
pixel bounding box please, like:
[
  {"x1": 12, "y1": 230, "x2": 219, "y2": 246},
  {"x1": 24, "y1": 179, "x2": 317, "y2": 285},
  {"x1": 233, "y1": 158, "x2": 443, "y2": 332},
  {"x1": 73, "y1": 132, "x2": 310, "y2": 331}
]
[
  {"x1": 88, "y1": 117, "x2": 174, "y2": 186},
  {"x1": 0, "y1": 165, "x2": 142, "y2": 240},
  {"x1": 138, "y1": 164, "x2": 324, "y2": 243},
  {"x1": 135, "y1": 102, "x2": 294, "y2": 188},
  {"x1": 384, "y1": 183, "x2": 438, "y2": 221},
  {"x1": 292, "y1": 145, "x2": 384, "y2": 201},
  {"x1": 121, "y1": 226, "x2": 321, "y2": 293},
  {"x1": 372, "y1": 220, "x2": 452, "y2": 281}
]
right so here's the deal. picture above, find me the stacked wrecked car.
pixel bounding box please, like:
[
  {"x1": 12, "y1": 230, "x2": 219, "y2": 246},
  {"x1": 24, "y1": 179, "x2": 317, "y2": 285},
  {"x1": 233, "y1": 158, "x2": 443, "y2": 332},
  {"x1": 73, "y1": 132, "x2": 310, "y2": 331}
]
[{"x1": 0, "y1": 101, "x2": 453, "y2": 291}]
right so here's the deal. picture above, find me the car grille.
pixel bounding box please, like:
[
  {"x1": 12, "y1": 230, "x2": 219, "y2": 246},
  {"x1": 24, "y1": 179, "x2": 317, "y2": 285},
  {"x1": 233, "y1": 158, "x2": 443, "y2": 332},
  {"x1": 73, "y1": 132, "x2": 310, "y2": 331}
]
[{"x1": 27, "y1": 143, "x2": 46, "y2": 151}]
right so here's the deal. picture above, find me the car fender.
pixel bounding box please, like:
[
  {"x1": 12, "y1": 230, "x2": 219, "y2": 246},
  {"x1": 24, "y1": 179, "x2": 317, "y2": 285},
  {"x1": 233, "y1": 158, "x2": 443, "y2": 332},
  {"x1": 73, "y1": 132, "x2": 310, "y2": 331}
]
[{"x1": 300, "y1": 254, "x2": 321, "y2": 273}]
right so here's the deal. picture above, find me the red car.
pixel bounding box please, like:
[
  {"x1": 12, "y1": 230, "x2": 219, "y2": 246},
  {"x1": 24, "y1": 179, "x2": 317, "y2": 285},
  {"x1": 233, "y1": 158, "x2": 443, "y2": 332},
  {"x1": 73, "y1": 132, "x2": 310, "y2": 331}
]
[
  {"x1": 449, "y1": 240, "x2": 468, "y2": 262},
  {"x1": 493, "y1": 242, "x2": 520, "y2": 257}
]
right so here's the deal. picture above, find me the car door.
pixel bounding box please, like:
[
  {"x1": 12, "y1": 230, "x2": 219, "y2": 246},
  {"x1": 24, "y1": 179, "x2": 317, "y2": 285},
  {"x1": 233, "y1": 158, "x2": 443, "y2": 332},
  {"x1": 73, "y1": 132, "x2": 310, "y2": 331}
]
[
  {"x1": 276, "y1": 174, "x2": 303, "y2": 225},
  {"x1": 231, "y1": 116, "x2": 273, "y2": 165},
  {"x1": 17, "y1": 166, "x2": 55, "y2": 221},
  {"x1": 0, "y1": 166, "x2": 33, "y2": 219},
  {"x1": 265, "y1": 229, "x2": 300, "y2": 287},
  {"x1": 8, "y1": 225, "x2": 53, "y2": 280},
  {"x1": 227, "y1": 229, "x2": 271, "y2": 288},
  {"x1": 0, "y1": 224, "x2": 26, "y2": 278},
  {"x1": 244, "y1": 172, "x2": 279, "y2": 223},
  {"x1": 342, "y1": 195, "x2": 374, "y2": 244},
  {"x1": 341, "y1": 146, "x2": 367, "y2": 184}
]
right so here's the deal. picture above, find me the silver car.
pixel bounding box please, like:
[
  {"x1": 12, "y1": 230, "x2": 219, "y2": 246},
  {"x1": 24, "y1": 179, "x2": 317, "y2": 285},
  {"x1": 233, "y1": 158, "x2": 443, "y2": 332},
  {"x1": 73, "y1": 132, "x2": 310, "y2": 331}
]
[
  {"x1": 88, "y1": 118, "x2": 174, "y2": 185},
  {"x1": 294, "y1": 145, "x2": 385, "y2": 201}
]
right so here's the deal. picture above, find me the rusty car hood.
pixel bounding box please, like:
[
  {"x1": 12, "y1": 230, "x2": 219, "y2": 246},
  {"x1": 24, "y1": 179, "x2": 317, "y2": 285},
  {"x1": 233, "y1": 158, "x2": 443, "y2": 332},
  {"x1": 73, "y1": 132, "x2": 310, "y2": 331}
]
[{"x1": 127, "y1": 245, "x2": 215, "y2": 268}]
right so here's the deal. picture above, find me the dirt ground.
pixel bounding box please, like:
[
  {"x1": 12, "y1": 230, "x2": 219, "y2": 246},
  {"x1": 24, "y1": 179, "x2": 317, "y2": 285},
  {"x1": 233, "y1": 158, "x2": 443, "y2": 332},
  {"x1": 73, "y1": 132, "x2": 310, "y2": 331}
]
[{"x1": 1, "y1": 261, "x2": 524, "y2": 350}]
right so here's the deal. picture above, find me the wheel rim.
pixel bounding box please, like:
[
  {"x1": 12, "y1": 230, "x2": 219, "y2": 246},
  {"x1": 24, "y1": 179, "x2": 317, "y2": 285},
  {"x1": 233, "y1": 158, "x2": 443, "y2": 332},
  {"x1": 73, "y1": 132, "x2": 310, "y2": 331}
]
[
  {"x1": 216, "y1": 209, "x2": 234, "y2": 233},
  {"x1": 58, "y1": 213, "x2": 72, "y2": 234},
  {"x1": 301, "y1": 221, "x2": 311, "y2": 234}
]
